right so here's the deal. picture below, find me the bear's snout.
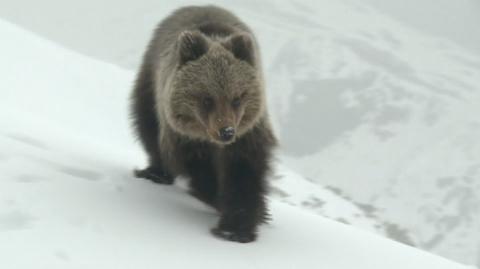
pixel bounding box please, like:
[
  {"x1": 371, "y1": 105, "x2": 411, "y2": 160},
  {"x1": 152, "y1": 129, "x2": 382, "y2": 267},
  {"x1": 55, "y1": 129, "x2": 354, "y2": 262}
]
[{"x1": 219, "y1": 126, "x2": 235, "y2": 142}]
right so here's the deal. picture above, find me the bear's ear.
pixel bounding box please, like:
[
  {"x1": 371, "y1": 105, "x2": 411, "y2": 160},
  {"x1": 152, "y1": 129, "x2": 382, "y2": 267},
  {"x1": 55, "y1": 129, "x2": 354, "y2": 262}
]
[
  {"x1": 177, "y1": 31, "x2": 209, "y2": 65},
  {"x1": 224, "y1": 33, "x2": 255, "y2": 66}
]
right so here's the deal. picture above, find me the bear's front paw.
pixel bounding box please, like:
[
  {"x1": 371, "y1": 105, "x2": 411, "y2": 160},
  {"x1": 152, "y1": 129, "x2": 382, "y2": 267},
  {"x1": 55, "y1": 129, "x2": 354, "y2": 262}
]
[
  {"x1": 134, "y1": 167, "x2": 174, "y2": 185},
  {"x1": 211, "y1": 227, "x2": 256, "y2": 243}
]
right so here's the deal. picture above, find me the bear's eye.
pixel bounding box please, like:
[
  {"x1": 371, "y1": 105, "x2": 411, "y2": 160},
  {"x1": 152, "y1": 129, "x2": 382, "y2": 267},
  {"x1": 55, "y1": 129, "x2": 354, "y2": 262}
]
[
  {"x1": 203, "y1": 97, "x2": 214, "y2": 110},
  {"x1": 232, "y1": 97, "x2": 241, "y2": 108}
]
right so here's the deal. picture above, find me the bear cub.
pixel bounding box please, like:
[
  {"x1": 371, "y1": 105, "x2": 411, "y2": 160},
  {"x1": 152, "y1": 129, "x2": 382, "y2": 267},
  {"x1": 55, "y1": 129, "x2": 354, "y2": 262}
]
[{"x1": 131, "y1": 5, "x2": 277, "y2": 243}]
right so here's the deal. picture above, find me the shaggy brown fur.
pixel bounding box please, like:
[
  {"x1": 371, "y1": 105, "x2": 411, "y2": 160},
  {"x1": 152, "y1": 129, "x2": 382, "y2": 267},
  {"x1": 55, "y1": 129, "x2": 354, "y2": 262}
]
[{"x1": 131, "y1": 5, "x2": 277, "y2": 243}]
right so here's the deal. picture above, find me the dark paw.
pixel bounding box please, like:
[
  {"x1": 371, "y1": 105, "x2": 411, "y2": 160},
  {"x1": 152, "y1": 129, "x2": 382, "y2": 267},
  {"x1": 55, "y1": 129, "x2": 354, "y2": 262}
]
[
  {"x1": 260, "y1": 210, "x2": 271, "y2": 224},
  {"x1": 134, "y1": 167, "x2": 173, "y2": 185},
  {"x1": 211, "y1": 227, "x2": 256, "y2": 243}
]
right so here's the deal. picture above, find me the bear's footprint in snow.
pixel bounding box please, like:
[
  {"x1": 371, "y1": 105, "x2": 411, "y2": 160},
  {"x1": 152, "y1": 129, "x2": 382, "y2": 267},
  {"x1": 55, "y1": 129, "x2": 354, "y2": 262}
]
[
  {"x1": 57, "y1": 166, "x2": 103, "y2": 181},
  {"x1": 0, "y1": 211, "x2": 35, "y2": 231},
  {"x1": 5, "y1": 133, "x2": 48, "y2": 150},
  {"x1": 16, "y1": 174, "x2": 46, "y2": 183}
]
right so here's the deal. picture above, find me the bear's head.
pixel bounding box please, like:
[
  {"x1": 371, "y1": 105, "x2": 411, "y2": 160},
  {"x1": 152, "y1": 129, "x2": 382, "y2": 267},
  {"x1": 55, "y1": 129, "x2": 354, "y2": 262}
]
[{"x1": 168, "y1": 30, "x2": 264, "y2": 145}]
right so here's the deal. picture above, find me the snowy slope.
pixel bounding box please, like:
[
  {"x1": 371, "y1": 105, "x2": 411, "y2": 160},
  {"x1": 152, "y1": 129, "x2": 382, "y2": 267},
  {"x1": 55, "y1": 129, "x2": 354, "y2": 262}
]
[
  {"x1": 219, "y1": 1, "x2": 480, "y2": 265},
  {"x1": 0, "y1": 19, "x2": 471, "y2": 269},
  {"x1": 250, "y1": 1, "x2": 480, "y2": 266},
  {"x1": 1, "y1": 1, "x2": 478, "y2": 265}
]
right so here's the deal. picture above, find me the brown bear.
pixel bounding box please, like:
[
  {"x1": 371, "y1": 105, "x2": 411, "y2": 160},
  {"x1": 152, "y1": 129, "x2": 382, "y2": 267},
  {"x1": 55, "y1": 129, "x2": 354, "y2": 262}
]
[{"x1": 130, "y1": 5, "x2": 277, "y2": 243}]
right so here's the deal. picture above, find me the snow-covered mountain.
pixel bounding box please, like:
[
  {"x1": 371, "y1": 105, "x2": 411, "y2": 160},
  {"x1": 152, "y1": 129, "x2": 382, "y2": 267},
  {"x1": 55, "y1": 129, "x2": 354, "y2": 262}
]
[
  {"x1": 217, "y1": 1, "x2": 480, "y2": 266},
  {"x1": 0, "y1": 18, "x2": 471, "y2": 269},
  {"x1": 1, "y1": 0, "x2": 478, "y2": 267},
  {"x1": 254, "y1": 1, "x2": 480, "y2": 266}
]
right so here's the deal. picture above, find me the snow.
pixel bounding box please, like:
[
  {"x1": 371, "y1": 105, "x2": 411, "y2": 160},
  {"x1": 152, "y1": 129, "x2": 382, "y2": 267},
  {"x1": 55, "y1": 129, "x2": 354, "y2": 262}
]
[
  {"x1": 0, "y1": 17, "x2": 472, "y2": 269},
  {"x1": 254, "y1": 2, "x2": 480, "y2": 266}
]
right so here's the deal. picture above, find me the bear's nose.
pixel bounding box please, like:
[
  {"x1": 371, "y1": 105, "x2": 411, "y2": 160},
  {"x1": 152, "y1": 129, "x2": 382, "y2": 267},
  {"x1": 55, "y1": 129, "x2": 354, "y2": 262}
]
[{"x1": 219, "y1": 127, "x2": 235, "y2": 142}]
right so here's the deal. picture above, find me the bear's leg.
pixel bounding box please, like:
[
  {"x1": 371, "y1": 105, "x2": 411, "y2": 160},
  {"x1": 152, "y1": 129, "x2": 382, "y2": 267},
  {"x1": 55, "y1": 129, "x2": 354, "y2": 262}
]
[
  {"x1": 131, "y1": 65, "x2": 173, "y2": 185},
  {"x1": 212, "y1": 152, "x2": 269, "y2": 243},
  {"x1": 132, "y1": 117, "x2": 173, "y2": 184},
  {"x1": 186, "y1": 154, "x2": 218, "y2": 209}
]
